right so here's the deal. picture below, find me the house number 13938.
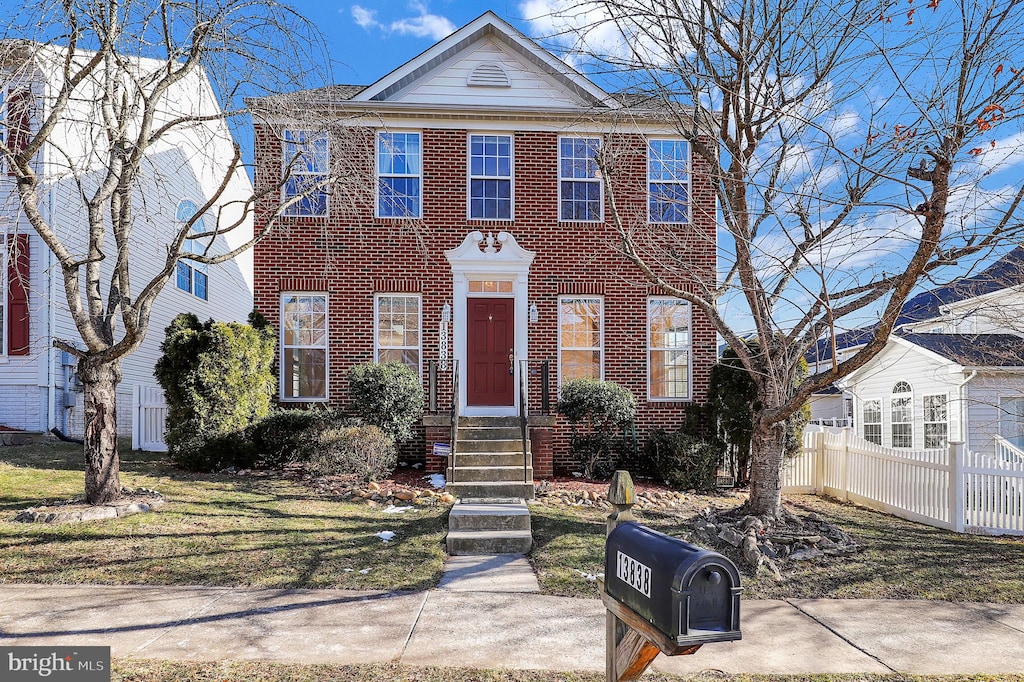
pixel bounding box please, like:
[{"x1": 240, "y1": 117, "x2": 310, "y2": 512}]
[{"x1": 616, "y1": 551, "x2": 651, "y2": 598}]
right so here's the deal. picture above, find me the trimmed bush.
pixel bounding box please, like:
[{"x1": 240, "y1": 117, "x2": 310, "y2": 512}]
[
  {"x1": 155, "y1": 312, "x2": 275, "y2": 471},
  {"x1": 643, "y1": 429, "x2": 722, "y2": 491},
  {"x1": 557, "y1": 378, "x2": 636, "y2": 479},
  {"x1": 346, "y1": 362, "x2": 423, "y2": 443},
  {"x1": 303, "y1": 425, "x2": 396, "y2": 481},
  {"x1": 249, "y1": 408, "x2": 349, "y2": 467}
]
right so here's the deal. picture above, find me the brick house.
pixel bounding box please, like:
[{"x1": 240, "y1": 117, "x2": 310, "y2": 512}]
[{"x1": 249, "y1": 12, "x2": 717, "y2": 480}]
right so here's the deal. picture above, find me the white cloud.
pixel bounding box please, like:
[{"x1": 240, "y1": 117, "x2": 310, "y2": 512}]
[{"x1": 349, "y1": 2, "x2": 455, "y2": 42}]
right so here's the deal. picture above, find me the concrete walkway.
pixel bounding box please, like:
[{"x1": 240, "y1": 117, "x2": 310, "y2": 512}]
[{"x1": 2, "y1": 583, "x2": 1023, "y2": 674}]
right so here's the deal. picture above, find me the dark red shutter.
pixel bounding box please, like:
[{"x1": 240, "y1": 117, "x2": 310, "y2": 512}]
[
  {"x1": 7, "y1": 88, "x2": 31, "y2": 177},
  {"x1": 7, "y1": 233, "x2": 29, "y2": 355}
]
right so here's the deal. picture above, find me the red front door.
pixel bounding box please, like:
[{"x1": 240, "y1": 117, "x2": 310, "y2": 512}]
[{"x1": 467, "y1": 298, "x2": 515, "y2": 406}]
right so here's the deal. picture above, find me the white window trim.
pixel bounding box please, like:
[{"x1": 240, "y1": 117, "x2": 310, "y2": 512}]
[
  {"x1": 175, "y1": 199, "x2": 209, "y2": 301},
  {"x1": 281, "y1": 129, "x2": 329, "y2": 218},
  {"x1": 557, "y1": 135, "x2": 603, "y2": 223},
  {"x1": 373, "y1": 293, "x2": 423, "y2": 377},
  {"x1": 646, "y1": 297, "x2": 692, "y2": 402},
  {"x1": 375, "y1": 130, "x2": 422, "y2": 219},
  {"x1": 890, "y1": 382, "x2": 913, "y2": 449},
  {"x1": 557, "y1": 295, "x2": 604, "y2": 387},
  {"x1": 647, "y1": 138, "x2": 691, "y2": 225},
  {"x1": 466, "y1": 133, "x2": 514, "y2": 221},
  {"x1": 0, "y1": 236, "x2": 7, "y2": 359},
  {"x1": 862, "y1": 399, "x2": 882, "y2": 445},
  {"x1": 922, "y1": 393, "x2": 948, "y2": 449},
  {"x1": 279, "y1": 292, "x2": 329, "y2": 402}
]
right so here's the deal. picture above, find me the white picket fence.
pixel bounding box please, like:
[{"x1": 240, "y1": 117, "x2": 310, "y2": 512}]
[
  {"x1": 782, "y1": 429, "x2": 1024, "y2": 535},
  {"x1": 132, "y1": 384, "x2": 168, "y2": 452}
]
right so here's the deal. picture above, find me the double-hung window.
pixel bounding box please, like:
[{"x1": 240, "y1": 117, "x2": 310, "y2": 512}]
[
  {"x1": 175, "y1": 200, "x2": 209, "y2": 301},
  {"x1": 469, "y1": 134, "x2": 512, "y2": 220},
  {"x1": 558, "y1": 296, "x2": 602, "y2": 383},
  {"x1": 863, "y1": 400, "x2": 882, "y2": 445},
  {"x1": 999, "y1": 397, "x2": 1024, "y2": 450},
  {"x1": 648, "y1": 139, "x2": 689, "y2": 224},
  {"x1": 378, "y1": 132, "x2": 421, "y2": 218},
  {"x1": 375, "y1": 294, "x2": 421, "y2": 375},
  {"x1": 648, "y1": 298, "x2": 691, "y2": 400},
  {"x1": 281, "y1": 294, "x2": 328, "y2": 400},
  {"x1": 891, "y1": 381, "x2": 913, "y2": 448},
  {"x1": 923, "y1": 394, "x2": 948, "y2": 449},
  {"x1": 282, "y1": 129, "x2": 328, "y2": 217},
  {"x1": 559, "y1": 137, "x2": 602, "y2": 221}
]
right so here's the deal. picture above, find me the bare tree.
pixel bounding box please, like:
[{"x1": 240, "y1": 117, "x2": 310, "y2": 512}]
[
  {"x1": 0, "y1": 0, "x2": 363, "y2": 504},
  {"x1": 529, "y1": 0, "x2": 1024, "y2": 520}
]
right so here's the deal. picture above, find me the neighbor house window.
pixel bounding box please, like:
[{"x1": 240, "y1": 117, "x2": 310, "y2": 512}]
[
  {"x1": 469, "y1": 134, "x2": 512, "y2": 219},
  {"x1": 175, "y1": 200, "x2": 209, "y2": 301},
  {"x1": 648, "y1": 298, "x2": 691, "y2": 400},
  {"x1": 863, "y1": 400, "x2": 881, "y2": 445},
  {"x1": 891, "y1": 381, "x2": 913, "y2": 448},
  {"x1": 559, "y1": 296, "x2": 602, "y2": 383},
  {"x1": 923, "y1": 394, "x2": 948, "y2": 449},
  {"x1": 999, "y1": 397, "x2": 1024, "y2": 450},
  {"x1": 377, "y1": 132, "x2": 421, "y2": 218},
  {"x1": 281, "y1": 294, "x2": 327, "y2": 400},
  {"x1": 282, "y1": 129, "x2": 328, "y2": 217},
  {"x1": 559, "y1": 136, "x2": 602, "y2": 221},
  {"x1": 375, "y1": 294, "x2": 421, "y2": 374},
  {"x1": 648, "y1": 138, "x2": 689, "y2": 223}
]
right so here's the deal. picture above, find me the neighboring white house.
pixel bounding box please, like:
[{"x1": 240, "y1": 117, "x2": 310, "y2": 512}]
[
  {"x1": 0, "y1": 46, "x2": 255, "y2": 439},
  {"x1": 808, "y1": 247, "x2": 1024, "y2": 460}
]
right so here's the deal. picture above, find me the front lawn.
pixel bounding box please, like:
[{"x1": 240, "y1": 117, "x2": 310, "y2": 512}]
[
  {"x1": 0, "y1": 443, "x2": 446, "y2": 591},
  {"x1": 530, "y1": 492, "x2": 1024, "y2": 602}
]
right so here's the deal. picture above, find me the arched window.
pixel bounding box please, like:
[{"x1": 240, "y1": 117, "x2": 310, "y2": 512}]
[
  {"x1": 175, "y1": 200, "x2": 208, "y2": 301},
  {"x1": 891, "y1": 381, "x2": 913, "y2": 448}
]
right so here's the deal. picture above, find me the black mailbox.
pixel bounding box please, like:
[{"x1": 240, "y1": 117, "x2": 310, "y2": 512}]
[{"x1": 605, "y1": 522, "x2": 742, "y2": 647}]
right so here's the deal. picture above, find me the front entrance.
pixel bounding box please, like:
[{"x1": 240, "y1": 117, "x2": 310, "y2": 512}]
[{"x1": 467, "y1": 297, "x2": 514, "y2": 406}]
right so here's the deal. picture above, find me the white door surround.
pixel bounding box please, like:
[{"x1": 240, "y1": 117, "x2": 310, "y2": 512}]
[{"x1": 445, "y1": 231, "x2": 535, "y2": 417}]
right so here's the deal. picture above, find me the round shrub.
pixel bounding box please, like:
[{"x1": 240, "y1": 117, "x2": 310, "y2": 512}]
[
  {"x1": 249, "y1": 408, "x2": 349, "y2": 467},
  {"x1": 557, "y1": 378, "x2": 637, "y2": 479},
  {"x1": 303, "y1": 425, "x2": 397, "y2": 481},
  {"x1": 346, "y1": 362, "x2": 423, "y2": 443}
]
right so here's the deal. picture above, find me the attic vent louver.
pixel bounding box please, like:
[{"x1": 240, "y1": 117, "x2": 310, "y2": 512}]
[{"x1": 468, "y1": 63, "x2": 510, "y2": 88}]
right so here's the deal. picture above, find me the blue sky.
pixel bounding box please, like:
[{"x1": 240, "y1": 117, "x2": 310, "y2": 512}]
[{"x1": 288, "y1": 1, "x2": 539, "y2": 86}]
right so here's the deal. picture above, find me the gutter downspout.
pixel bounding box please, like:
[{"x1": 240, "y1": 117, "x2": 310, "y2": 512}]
[{"x1": 957, "y1": 370, "x2": 977, "y2": 454}]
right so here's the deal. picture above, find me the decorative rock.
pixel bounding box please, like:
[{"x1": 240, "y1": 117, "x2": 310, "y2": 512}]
[
  {"x1": 394, "y1": 491, "x2": 416, "y2": 501},
  {"x1": 718, "y1": 527, "x2": 744, "y2": 547},
  {"x1": 741, "y1": 534, "x2": 763, "y2": 569},
  {"x1": 789, "y1": 548, "x2": 825, "y2": 561},
  {"x1": 439, "y1": 493, "x2": 456, "y2": 504}
]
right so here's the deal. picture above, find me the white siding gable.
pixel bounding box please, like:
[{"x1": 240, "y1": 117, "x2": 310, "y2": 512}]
[{"x1": 388, "y1": 36, "x2": 591, "y2": 109}]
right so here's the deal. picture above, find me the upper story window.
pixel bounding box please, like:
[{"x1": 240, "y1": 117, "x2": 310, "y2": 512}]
[
  {"x1": 377, "y1": 131, "x2": 421, "y2": 218},
  {"x1": 559, "y1": 136, "x2": 602, "y2": 222},
  {"x1": 648, "y1": 298, "x2": 691, "y2": 400},
  {"x1": 469, "y1": 134, "x2": 512, "y2": 220},
  {"x1": 282, "y1": 129, "x2": 328, "y2": 217},
  {"x1": 175, "y1": 200, "x2": 209, "y2": 301},
  {"x1": 891, "y1": 381, "x2": 913, "y2": 448},
  {"x1": 558, "y1": 296, "x2": 603, "y2": 384},
  {"x1": 648, "y1": 139, "x2": 689, "y2": 224}
]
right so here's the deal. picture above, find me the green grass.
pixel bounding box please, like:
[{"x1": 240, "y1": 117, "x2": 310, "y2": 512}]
[
  {"x1": 530, "y1": 494, "x2": 1024, "y2": 602},
  {"x1": 0, "y1": 443, "x2": 447, "y2": 590},
  {"x1": 109, "y1": 660, "x2": 1024, "y2": 682}
]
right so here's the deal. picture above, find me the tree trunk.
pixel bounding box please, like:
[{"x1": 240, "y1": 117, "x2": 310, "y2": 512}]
[
  {"x1": 80, "y1": 357, "x2": 123, "y2": 504},
  {"x1": 746, "y1": 419, "x2": 787, "y2": 520}
]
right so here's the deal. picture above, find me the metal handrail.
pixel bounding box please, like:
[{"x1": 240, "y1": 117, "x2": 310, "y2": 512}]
[
  {"x1": 519, "y1": 359, "x2": 529, "y2": 483},
  {"x1": 450, "y1": 359, "x2": 460, "y2": 484}
]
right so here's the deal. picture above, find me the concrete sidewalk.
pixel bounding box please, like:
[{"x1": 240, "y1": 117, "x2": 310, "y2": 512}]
[{"x1": 2, "y1": 583, "x2": 1023, "y2": 675}]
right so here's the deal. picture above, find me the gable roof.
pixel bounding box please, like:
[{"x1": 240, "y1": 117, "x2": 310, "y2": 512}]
[
  {"x1": 350, "y1": 11, "x2": 613, "y2": 108},
  {"x1": 896, "y1": 247, "x2": 1024, "y2": 326},
  {"x1": 896, "y1": 332, "x2": 1024, "y2": 368}
]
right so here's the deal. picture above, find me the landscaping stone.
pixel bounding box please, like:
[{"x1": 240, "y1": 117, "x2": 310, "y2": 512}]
[{"x1": 13, "y1": 488, "x2": 165, "y2": 525}]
